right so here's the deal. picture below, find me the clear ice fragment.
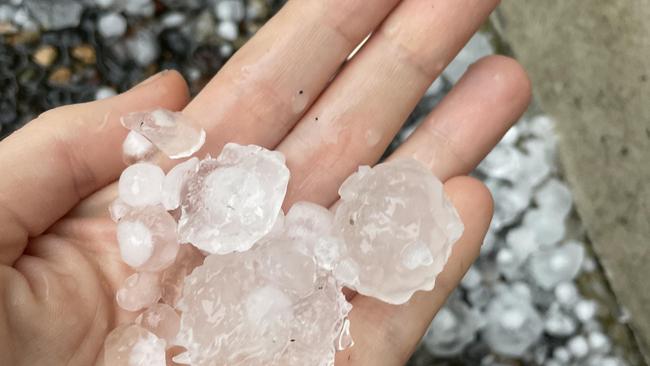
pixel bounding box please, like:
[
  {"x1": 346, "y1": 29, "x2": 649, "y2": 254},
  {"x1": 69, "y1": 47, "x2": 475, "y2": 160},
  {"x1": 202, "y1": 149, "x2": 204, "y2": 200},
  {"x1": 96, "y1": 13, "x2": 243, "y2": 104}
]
[
  {"x1": 103, "y1": 324, "x2": 166, "y2": 366},
  {"x1": 116, "y1": 206, "x2": 180, "y2": 272},
  {"x1": 333, "y1": 159, "x2": 463, "y2": 304},
  {"x1": 178, "y1": 143, "x2": 290, "y2": 254},
  {"x1": 121, "y1": 108, "x2": 206, "y2": 159},
  {"x1": 534, "y1": 178, "x2": 573, "y2": 219},
  {"x1": 162, "y1": 157, "x2": 199, "y2": 211},
  {"x1": 544, "y1": 303, "x2": 577, "y2": 337},
  {"x1": 135, "y1": 303, "x2": 180, "y2": 346},
  {"x1": 118, "y1": 162, "x2": 165, "y2": 207},
  {"x1": 122, "y1": 130, "x2": 157, "y2": 165},
  {"x1": 116, "y1": 272, "x2": 162, "y2": 312}
]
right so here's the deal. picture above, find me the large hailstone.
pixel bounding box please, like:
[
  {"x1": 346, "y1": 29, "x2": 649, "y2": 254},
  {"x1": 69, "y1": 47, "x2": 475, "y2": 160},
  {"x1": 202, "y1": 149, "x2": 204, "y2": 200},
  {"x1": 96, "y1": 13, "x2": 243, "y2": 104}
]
[
  {"x1": 121, "y1": 108, "x2": 206, "y2": 159},
  {"x1": 333, "y1": 158, "x2": 464, "y2": 304},
  {"x1": 175, "y1": 231, "x2": 351, "y2": 365},
  {"x1": 177, "y1": 143, "x2": 290, "y2": 254}
]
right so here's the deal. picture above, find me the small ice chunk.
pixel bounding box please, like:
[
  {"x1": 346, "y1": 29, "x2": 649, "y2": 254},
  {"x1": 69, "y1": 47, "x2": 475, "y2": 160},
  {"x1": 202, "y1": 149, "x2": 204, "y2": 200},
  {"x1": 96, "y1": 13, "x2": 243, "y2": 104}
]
[
  {"x1": 123, "y1": 131, "x2": 157, "y2": 166},
  {"x1": 118, "y1": 163, "x2": 164, "y2": 207},
  {"x1": 217, "y1": 20, "x2": 239, "y2": 41},
  {"x1": 135, "y1": 303, "x2": 181, "y2": 346},
  {"x1": 103, "y1": 324, "x2": 166, "y2": 366},
  {"x1": 575, "y1": 299, "x2": 598, "y2": 323},
  {"x1": 555, "y1": 281, "x2": 580, "y2": 308},
  {"x1": 443, "y1": 32, "x2": 494, "y2": 84},
  {"x1": 505, "y1": 226, "x2": 539, "y2": 263},
  {"x1": 162, "y1": 157, "x2": 199, "y2": 211},
  {"x1": 423, "y1": 295, "x2": 481, "y2": 356},
  {"x1": 333, "y1": 159, "x2": 463, "y2": 304},
  {"x1": 482, "y1": 292, "x2": 543, "y2": 357},
  {"x1": 588, "y1": 331, "x2": 611, "y2": 354},
  {"x1": 477, "y1": 144, "x2": 523, "y2": 181},
  {"x1": 121, "y1": 109, "x2": 206, "y2": 159},
  {"x1": 116, "y1": 272, "x2": 162, "y2": 312},
  {"x1": 285, "y1": 201, "x2": 342, "y2": 271},
  {"x1": 568, "y1": 335, "x2": 589, "y2": 359},
  {"x1": 529, "y1": 242, "x2": 585, "y2": 290},
  {"x1": 485, "y1": 179, "x2": 531, "y2": 230},
  {"x1": 535, "y1": 178, "x2": 573, "y2": 218},
  {"x1": 116, "y1": 206, "x2": 180, "y2": 272},
  {"x1": 178, "y1": 144, "x2": 290, "y2": 254},
  {"x1": 522, "y1": 207, "x2": 566, "y2": 247},
  {"x1": 544, "y1": 303, "x2": 577, "y2": 337}
]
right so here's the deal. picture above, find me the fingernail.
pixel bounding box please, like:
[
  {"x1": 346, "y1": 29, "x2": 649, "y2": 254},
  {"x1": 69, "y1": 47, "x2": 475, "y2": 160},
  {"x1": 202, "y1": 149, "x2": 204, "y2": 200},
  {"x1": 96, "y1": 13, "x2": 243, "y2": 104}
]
[{"x1": 134, "y1": 70, "x2": 169, "y2": 88}]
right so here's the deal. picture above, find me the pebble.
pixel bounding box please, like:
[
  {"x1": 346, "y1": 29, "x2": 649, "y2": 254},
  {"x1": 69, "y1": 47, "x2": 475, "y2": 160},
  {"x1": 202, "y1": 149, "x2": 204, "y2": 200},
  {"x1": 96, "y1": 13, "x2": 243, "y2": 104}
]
[{"x1": 33, "y1": 45, "x2": 58, "y2": 67}]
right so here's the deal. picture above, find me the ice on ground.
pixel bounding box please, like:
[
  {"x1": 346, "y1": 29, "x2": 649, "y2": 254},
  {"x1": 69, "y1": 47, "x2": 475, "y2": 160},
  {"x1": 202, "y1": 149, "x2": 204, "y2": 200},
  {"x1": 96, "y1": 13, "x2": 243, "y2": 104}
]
[
  {"x1": 333, "y1": 159, "x2": 464, "y2": 305},
  {"x1": 482, "y1": 291, "x2": 543, "y2": 357},
  {"x1": 529, "y1": 241, "x2": 585, "y2": 290},
  {"x1": 423, "y1": 295, "x2": 482, "y2": 357}
]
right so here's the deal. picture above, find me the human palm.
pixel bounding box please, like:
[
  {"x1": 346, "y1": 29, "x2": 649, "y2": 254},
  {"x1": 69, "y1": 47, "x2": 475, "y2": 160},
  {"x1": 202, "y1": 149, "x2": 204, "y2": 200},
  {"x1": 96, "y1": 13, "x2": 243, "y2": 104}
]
[{"x1": 0, "y1": 1, "x2": 530, "y2": 365}]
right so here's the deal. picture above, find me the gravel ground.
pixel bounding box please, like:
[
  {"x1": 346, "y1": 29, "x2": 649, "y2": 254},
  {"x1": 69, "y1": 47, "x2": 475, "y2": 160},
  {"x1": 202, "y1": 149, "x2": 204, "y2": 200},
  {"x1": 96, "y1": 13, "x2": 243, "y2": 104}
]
[{"x1": 0, "y1": 1, "x2": 642, "y2": 365}]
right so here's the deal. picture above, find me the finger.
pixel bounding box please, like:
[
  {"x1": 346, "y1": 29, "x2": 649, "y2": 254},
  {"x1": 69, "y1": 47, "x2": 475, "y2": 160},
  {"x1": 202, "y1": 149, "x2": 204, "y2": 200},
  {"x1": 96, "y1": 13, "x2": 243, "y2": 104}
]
[
  {"x1": 278, "y1": 0, "x2": 500, "y2": 208},
  {"x1": 0, "y1": 70, "x2": 190, "y2": 265},
  {"x1": 335, "y1": 176, "x2": 493, "y2": 366},
  {"x1": 184, "y1": 0, "x2": 399, "y2": 151},
  {"x1": 395, "y1": 55, "x2": 531, "y2": 180}
]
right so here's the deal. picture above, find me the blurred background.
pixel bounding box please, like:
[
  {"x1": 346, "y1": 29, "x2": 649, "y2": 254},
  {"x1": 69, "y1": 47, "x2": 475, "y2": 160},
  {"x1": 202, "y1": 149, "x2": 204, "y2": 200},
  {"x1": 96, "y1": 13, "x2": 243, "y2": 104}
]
[{"x1": 0, "y1": 1, "x2": 648, "y2": 365}]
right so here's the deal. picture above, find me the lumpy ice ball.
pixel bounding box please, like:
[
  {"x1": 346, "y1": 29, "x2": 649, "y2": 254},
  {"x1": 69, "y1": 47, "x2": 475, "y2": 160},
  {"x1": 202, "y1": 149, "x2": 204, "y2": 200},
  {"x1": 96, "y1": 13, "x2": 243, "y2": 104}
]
[
  {"x1": 333, "y1": 159, "x2": 464, "y2": 304},
  {"x1": 178, "y1": 143, "x2": 290, "y2": 254},
  {"x1": 116, "y1": 206, "x2": 179, "y2": 272}
]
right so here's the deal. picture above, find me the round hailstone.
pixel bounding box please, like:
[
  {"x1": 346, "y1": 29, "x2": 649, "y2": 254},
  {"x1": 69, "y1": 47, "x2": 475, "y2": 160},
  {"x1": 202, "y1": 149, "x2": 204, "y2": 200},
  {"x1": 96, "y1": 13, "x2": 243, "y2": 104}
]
[
  {"x1": 177, "y1": 143, "x2": 290, "y2": 254},
  {"x1": 332, "y1": 159, "x2": 464, "y2": 305},
  {"x1": 175, "y1": 234, "x2": 351, "y2": 365},
  {"x1": 162, "y1": 157, "x2": 199, "y2": 210},
  {"x1": 121, "y1": 108, "x2": 206, "y2": 159},
  {"x1": 482, "y1": 292, "x2": 543, "y2": 357},
  {"x1": 529, "y1": 241, "x2": 585, "y2": 290},
  {"x1": 116, "y1": 272, "x2": 162, "y2": 312},
  {"x1": 423, "y1": 295, "x2": 481, "y2": 357},
  {"x1": 118, "y1": 163, "x2": 165, "y2": 207},
  {"x1": 135, "y1": 303, "x2": 181, "y2": 345},
  {"x1": 122, "y1": 131, "x2": 157, "y2": 165},
  {"x1": 103, "y1": 324, "x2": 166, "y2": 366},
  {"x1": 116, "y1": 206, "x2": 180, "y2": 272}
]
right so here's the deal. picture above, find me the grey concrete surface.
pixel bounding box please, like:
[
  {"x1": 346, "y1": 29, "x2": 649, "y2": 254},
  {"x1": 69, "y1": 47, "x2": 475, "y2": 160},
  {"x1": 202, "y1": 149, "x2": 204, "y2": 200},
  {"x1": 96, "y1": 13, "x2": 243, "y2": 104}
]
[{"x1": 495, "y1": 1, "x2": 650, "y2": 364}]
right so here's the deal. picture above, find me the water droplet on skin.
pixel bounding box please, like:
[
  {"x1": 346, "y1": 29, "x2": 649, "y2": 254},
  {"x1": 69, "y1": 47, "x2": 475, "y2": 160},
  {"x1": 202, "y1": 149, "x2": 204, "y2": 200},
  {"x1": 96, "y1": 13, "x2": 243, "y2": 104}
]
[
  {"x1": 292, "y1": 90, "x2": 309, "y2": 114},
  {"x1": 365, "y1": 128, "x2": 382, "y2": 147}
]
